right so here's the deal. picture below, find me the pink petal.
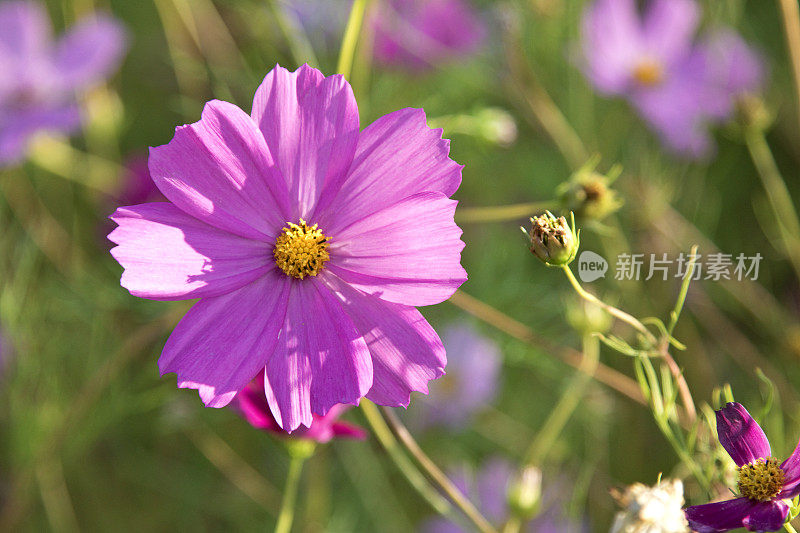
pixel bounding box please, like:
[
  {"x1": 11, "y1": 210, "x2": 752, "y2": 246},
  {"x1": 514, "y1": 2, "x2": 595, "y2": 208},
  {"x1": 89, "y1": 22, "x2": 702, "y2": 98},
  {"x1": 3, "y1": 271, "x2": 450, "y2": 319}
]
[
  {"x1": 109, "y1": 203, "x2": 271, "y2": 300},
  {"x1": 53, "y1": 14, "x2": 127, "y2": 90},
  {"x1": 327, "y1": 192, "x2": 466, "y2": 306},
  {"x1": 580, "y1": 0, "x2": 642, "y2": 94},
  {"x1": 780, "y1": 437, "x2": 800, "y2": 498},
  {"x1": 159, "y1": 271, "x2": 291, "y2": 408},
  {"x1": 324, "y1": 273, "x2": 446, "y2": 407},
  {"x1": 0, "y1": 1, "x2": 51, "y2": 62},
  {"x1": 319, "y1": 108, "x2": 462, "y2": 234},
  {"x1": 250, "y1": 64, "x2": 360, "y2": 220},
  {"x1": 263, "y1": 281, "x2": 372, "y2": 432},
  {"x1": 742, "y1": 500, "x2": 789, "y2": 532},
  {"x1": 716, "y1": 402, "x2": 771, "y2": 467},
  {"x1": 684, "y1": 498, "x2": 761, "y2": 533},
  {"x1": 642, "y1": 0, "x2": 698, "y2": 64},
  {"x1": 149, "y1": 100, "x2": 291, "y2": 241}
]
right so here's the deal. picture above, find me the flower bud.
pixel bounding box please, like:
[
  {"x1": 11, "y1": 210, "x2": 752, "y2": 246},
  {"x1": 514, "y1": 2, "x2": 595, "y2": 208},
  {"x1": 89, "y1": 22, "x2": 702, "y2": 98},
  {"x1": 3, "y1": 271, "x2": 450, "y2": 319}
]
[
  {"x1": 734, "y1": 94, "x2": 773, "y2": 132},
  {"x1": 507, "y1": 466, "x2": 542, "y2": 520},
  {"x1": 566, "y1": 299, "x2": 612, "y2": 335},
  {"x1": 557, "y1": 158, "x2": 623, "y2": 221},
  {"x1": 523, "y1": 211, "x2": 579, "y2": 266}
]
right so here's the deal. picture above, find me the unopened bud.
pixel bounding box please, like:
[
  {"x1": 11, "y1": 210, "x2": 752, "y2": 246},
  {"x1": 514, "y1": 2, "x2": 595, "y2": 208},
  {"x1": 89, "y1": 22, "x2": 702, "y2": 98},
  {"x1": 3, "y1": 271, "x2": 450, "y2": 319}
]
[
  {"x1": 566, "y1": 299, "x2": 612, "y2": 334},
  {"x1": 507, "y1": 466, "x2": 542, "y2": 520},
  {"x1": 523, "y1": 211, "x2": 579, "y2": 266},
  {"x1": 734, "y1": 94, "x2": 773, "y2": 132},
  {"x1": 474, "y1": 108, "x2": 518, "y2": 147}
]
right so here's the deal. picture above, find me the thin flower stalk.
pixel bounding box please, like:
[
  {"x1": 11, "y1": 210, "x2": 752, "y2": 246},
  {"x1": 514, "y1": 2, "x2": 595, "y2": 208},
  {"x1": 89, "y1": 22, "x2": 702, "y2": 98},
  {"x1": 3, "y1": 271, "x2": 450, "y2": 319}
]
[
  {"x1": 456, "y1": 201, "x2": 556, "y2": 224},
  {"x1": 379, "y1": 406, "x2": 499, "y2": 533},
  {"x1": 779, "y1": 0, "x2": 800, "y2": 133},
  {"x1": 275, "y1": 453, "x2": 307, "y2": 533},
  {"x1": 337, "y1": 0, "x2": 371, "y2": 79},
  {"x1": 359, "y1": 401, "x2": 453, "y2": 517}
]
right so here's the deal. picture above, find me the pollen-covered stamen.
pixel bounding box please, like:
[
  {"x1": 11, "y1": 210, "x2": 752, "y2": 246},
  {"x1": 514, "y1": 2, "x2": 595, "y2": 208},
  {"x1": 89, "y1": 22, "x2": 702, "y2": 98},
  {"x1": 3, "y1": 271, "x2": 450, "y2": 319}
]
[
  {"x1": 632, "y1": 59, "x2": 664, "y2": 87},
  {"x1": 737, "y1": 457, "x2": 785, "y2": 501},
  {"x1": 273, "y1": 219, "x2": 330, "y2": 280}
]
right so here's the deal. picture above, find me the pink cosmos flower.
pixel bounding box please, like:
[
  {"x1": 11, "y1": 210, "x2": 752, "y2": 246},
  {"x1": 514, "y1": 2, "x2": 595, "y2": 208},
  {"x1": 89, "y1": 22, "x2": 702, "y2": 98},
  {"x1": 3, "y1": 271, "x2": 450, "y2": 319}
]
[
  {"x1": 579, "y1": 0, "x2": 764, "y2": 158},
  {"x1": 231, "y1": 373, "x2": 366, "y2": 443},
  {"x1": 109, "y1": 64, "x2": 467, "y2": 432},
  {"x1": 684, "y1": 403, "x2": 800, "y2": 532},
  {"x1": 372, "y1": 0, "x2": 486, "y2": 71},
  {"x1": 0, "y1": 1, "x2": 127, "y2": 165}
]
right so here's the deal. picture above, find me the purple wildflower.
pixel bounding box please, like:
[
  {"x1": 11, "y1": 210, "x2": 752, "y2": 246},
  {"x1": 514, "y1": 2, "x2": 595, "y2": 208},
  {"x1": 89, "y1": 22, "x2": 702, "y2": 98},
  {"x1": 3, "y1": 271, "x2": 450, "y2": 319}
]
[
  {"x1": 413, "y1": 323, "x2": 501, "y2": 430},
  {"x1": 109, "y1": 64, "x2": 467, "y2": 432},
  {"x1": 0, "y1": 1, "x2": 127, "y2": 165},
  {"x1": 231, "y1": 373, "x2": 366, "y2": 443},
  {"x1": 371, "y1": 0, "x2": 486, "y2": 71},
  {"x1": 579, "y1": 0, "x2": 764, "y2": 158},
  {"x1": 684, "y1": 402, "x2": 800, "y2": 532},
  {"x1": 422, "y1": 458, "x2": 587, "y2": 533}
]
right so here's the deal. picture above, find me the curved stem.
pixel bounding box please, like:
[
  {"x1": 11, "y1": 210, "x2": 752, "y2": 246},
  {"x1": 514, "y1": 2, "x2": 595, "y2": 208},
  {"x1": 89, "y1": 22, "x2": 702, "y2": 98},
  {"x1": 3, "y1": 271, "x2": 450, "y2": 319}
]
[
  {"x1": 560, "y1": 265, "x2": 657, "y2": 345},
  {"x1": 359, "y1": 401, "x2": 453, "y2": 517},
  {"x1": 274, "y1": 454, "x2": 306, "y2": 533},
  {"x1": 380, "y1": 407, "x2": 499, "y2": 533},
  {"x1": 456, "y1": 201, "x2": 556, "y2": 224},
  {"x1": 337, "y1": 0, "x2": 370, "y2": 79}
]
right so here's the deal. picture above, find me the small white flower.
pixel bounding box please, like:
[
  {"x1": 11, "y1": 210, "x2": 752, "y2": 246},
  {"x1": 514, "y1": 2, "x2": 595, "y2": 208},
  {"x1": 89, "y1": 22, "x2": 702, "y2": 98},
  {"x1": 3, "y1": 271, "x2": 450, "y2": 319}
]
[{"x1": 610, "y1": 479, "x2": 689, "y2": 533}]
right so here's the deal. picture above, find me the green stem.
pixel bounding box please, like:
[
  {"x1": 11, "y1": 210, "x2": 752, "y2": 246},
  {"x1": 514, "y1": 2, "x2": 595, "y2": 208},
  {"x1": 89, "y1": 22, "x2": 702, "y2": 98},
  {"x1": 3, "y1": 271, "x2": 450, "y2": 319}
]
[
  {"x1": 560, "y1": 265, "x2": 657, "y2": 345},
  {"x1": 359, "y1": 401, "x2": 453, "y2": 517},
  {"x1": 380, "y1": 407, "x2": 499, "y2": 533},
  {"x1": 456, "y1": 201, "x2": 556, "y2": 224},
  {"x1": 745, "y1": 127, "x2": 800, "y2": 281},
  {"x1": 785, "y1": 522, "x2": 798, "y2": 533},
  {"x1": 274, "y1": 454, "x2": 306, "y2": 533},
  {"x1": 336, "y1": 0, "x2": 370, "y2": 78},
  {"x1": 524, "y1": 334, "x2": 599, "y2": 466}
]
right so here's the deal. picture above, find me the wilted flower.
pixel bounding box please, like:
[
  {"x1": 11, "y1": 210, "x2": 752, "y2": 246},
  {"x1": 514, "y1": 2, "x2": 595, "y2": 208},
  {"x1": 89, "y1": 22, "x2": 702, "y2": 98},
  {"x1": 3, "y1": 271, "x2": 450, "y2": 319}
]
[
  {"x1": 231, "y1": 374, "x2": 366, "y2": 443},
  {"x1": 611, "y1": 478, "x2": 688, "y2": 533},
  {"x1": 579, "y1": 0, "x2": 764, "y2": 158},
  {"x1": 372, "y1": 0, "x2": 486, "y2": 71},
  {"x1": 109, "y1": 64, "x2": 467, "y2": 432},
  {"x1": 524, "y1": 212, "x2": 579, "y2": 266},
  {"x1": 0, "y1": 0, "x2": 126, "y2": 165},
  {"x1": 684, "y1": 402, "x2": 800, "y2": 532},
  {"x1": 412, "y1": 323, "x2": 501, "y2": 430},
  {"x1": 422, "y1": 458, "x2": 586, "y2": 533}
]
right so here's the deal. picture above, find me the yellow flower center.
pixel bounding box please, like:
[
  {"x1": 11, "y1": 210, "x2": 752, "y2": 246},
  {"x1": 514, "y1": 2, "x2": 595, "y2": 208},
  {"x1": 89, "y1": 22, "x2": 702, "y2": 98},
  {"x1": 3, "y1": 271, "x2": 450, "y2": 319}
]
[
  {"x1": 273, "y1": 220, "x2": 330, "y2": 280},
  {"x1": 633, "y1": 59, "x2": 664, "y2": 87},
  {"x1": 737, "y1": 457, "x2": 785, "y2": 501}
]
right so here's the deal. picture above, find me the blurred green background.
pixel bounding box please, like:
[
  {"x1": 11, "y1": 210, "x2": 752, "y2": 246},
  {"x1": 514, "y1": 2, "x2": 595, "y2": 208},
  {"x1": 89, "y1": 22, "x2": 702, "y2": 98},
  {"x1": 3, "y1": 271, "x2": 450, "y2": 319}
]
[{"x1": 2, "y1": 0, "x2": 800, "y2": 531}]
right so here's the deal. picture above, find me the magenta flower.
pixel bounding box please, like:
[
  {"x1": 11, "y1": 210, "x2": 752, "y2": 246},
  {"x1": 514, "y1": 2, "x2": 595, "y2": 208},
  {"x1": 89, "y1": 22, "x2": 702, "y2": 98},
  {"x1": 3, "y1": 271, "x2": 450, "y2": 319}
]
[
  {"x1": 684, "y1": 403, "x2": 800, "y2": 532},
  {"x1": 580, "y1": 0, "x2": 763, "y2": 158},
  {"x1": 372, "y1": 0, "x2": 486, "y2": 71},
  {"x1": 413, "y1": 323, "x2": 501, "y2": 430},
  {"x1": 109, "y1": 64, "x2": 467, "y2": 432},
  {"x1": 0, "y1": 1, "x2": 127, "y2": 165},
  {"x1": 231, "y1": 374, "x2": 366, "y2": 443}
]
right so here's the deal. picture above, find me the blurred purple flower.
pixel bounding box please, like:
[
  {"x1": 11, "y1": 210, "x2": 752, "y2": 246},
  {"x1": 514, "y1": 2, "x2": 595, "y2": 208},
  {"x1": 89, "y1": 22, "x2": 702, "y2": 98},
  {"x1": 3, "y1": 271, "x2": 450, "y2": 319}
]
[
  {"x1": 0, "y1": 1, "x2": 127, "y2": 166},
  {"x1": 421, "y1": 458, "x2": 587, "y2": 533},
  {"x1": 231, "y1": 373, "x2": 366, "y2": 443},
  {"x1": 414, "y1": 323, "x2": 501, "y2": 430},
  {"x1": 684, "y1": 402, "x2": 800, "y2": 532},
  {"x1": 579, "y1": 0, "x2": 764, "y2": 158},
  {"x1": 108, "y1": 64, "x2": 467, "y2": 432},
  {"x1": 372, "y1": 0, "x2": 486, "y2": 71},
  {"x1": 284, "y1": 0, "x2": 352, "y2": 51}
]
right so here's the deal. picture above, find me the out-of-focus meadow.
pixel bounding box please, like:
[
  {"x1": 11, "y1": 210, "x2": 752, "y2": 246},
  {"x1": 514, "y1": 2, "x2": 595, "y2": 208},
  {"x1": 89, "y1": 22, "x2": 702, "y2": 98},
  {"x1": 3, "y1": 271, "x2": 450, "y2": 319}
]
[{"x1": 2, "y1": 0, "x2": 800, "y2": 531}]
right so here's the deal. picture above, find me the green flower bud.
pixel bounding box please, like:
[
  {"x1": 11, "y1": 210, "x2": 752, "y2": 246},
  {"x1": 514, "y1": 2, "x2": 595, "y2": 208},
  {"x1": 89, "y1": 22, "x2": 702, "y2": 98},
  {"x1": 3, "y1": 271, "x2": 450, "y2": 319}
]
[
  {"x1": 557, "y1": 157, "x2": 623, "y2": 221},
  {"x1": 523, "y1": 211, "x2": 579, "y2": 266},
  {"x1": 507, "y1": 466, "x2": 542, "y2": 520}
]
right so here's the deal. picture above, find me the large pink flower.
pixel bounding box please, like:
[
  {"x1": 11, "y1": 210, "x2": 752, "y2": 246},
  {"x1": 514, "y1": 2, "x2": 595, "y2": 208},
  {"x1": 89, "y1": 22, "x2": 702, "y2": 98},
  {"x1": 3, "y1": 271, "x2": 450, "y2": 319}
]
[{"x1": 109, "y1": 64, "x2": 467, "y2": 432}]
